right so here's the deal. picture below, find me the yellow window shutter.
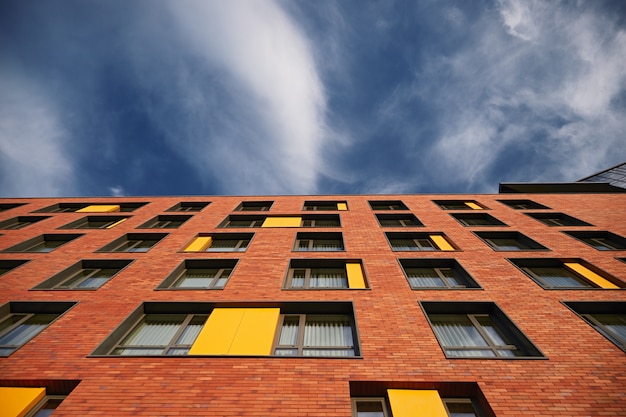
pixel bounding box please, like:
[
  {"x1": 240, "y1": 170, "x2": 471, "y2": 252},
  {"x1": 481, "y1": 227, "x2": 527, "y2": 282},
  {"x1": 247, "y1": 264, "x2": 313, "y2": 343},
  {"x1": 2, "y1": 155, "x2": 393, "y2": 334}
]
[
  {"x1": 465, "y1": 202, "x2": 482, "y2": 210},
  {"x1": 337, "y1": 202, "x2": 348, "y2": 211},
  {"x1": 77, "y1": 205, "x2": 120, "y2": 213},
  {"x1": 564, "y1": 263, "x2": 618, "y2": 289},
  {"x1": 105, "y1": 218, "x2": 127, "y2": 229},
  {"x1": 183, "y1": 236, "x2": 212, "y2": 252},
  {"x1": 189, "y1": 308, "x2": 280, "y2": 355},
  {"x1": 346, "y1": 262, "x2": 366, "y2": 289},
  {"x1": 429, "y1": 235, "x2": 455, "y2": 251},
  {"x1": 0, "y1": 387, "x2": 46, "y2": 417},
  {"x1": 262, "y1": 217, "x2": 302, "y2": 227},
  {"x1": 387, "y1": 389, "x2": 448, "y2": 417}
]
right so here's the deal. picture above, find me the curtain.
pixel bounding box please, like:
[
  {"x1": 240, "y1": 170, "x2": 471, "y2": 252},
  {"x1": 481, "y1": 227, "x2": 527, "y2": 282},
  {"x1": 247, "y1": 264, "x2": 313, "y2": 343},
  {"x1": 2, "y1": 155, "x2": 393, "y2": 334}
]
[{"x1": 0, "y1": 314, "x2": 57, "y2": 348}]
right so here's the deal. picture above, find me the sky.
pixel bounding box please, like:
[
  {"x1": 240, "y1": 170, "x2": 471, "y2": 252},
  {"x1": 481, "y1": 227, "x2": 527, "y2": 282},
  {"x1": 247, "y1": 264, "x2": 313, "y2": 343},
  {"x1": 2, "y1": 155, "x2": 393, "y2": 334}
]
[{"x1": 1, "y1": 0, "x2": 625, "y2": 197}]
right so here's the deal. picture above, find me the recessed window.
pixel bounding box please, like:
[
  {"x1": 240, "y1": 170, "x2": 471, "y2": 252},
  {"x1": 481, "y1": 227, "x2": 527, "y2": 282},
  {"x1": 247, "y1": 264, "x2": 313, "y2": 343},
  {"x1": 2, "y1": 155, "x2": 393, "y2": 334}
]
[
  {"x1": 301, "y1": 215, "x2": 341, "y2": 227},
  {"x1": 285, "y1": 259, "x2": 367, "y2": 289},
  {"x1": 474, "y1": 231, "x2": 547, "y2": 251},
  {"x1": 526, "y1": 212, "x2": 591, "y2": 226},
  {"x1": 157, "y1": 259, "x2": 238, "y2": 289},
  {"x1": 32, "y1": 260, "x2": 132, "y2": 290},
  {"x1": 137, "y1": 215, "x2": 192, "y2": 229},
  {"x1": 563, "y1": 231, "x2": 626, "y2": 251},
  {"x1": 294, "y1": 232, "x2": 344, "y2": 251},
  {"x1": 98, "y1": 233, "x2": 167, "y2": 253},
  {"x1": 59, "y1": 216, "x2": 129, "y2": 229},
  {"x1": 303, "y1": 201, "x2": 348, "y2": 211},
  {"x1": 376, "y1": 214, "x2": 423, "y2": 227},
  {"x1": 0, "y1": 260, "x2": 29, "y2": 276},
  {"x1": 34, "y1": 202, "x2": 146, "y2": 213},
  {"x1": 234, "y1": 201, "x2": 273, "y2": 211},
  {"x1": 434, "y1": 200, "x2": 486, "y2": 210},
  {"x1": 498, "y1": 199, "x2": 550, "y2": 210},
  {"x1": 0, "y1": 203, "x2": 25, "y2": 212},
  {"x1": 369, "y1": 200, "x2": 408, "y2": 210},
  {"x1": 219, "y1": 215, "x2": 265, "y2": 228},
  {"x1": 421, "y1": 301, "x2": 544, "y2": 358},
  {"x1": 0, "y1": 384, "x2": 79, "y2": 417},
  {"x1": 166, "y1": 201, "x2": 210, "y2": 212},
  {"x1": 183, "y1": 233, "x2": 253, "y2": 252},
  {"x1": 451, "y1": 213, "x2": 506, "y2": 227},
  {"x1": 0, "y1": 301, "x2": 75, "y2": 356},
  {"x1": 564, "y1": 302, "x2": 626, "y2": 353},
  {"x1": 2, "y1": 234, "x2": 82, "y2": 253},
  {"x1": 510, "y1": 259, "x2": 621, "y2": 289},
  {"x1": 399, "y1": 259, "x2": 480, "y2": 289},
  {"x1": 0, "y1": 216, "x2": 49, "y2": 230},
  {"x1": 386, "y1": 232, "x2": 457, "y2": 251}
]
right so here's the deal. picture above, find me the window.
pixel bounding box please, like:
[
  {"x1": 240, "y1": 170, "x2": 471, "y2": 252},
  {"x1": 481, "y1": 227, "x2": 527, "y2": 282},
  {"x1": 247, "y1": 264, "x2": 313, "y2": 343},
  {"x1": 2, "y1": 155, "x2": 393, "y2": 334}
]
[
  {"x1": 59, "y1": 216, "x2": 128, "y2": 229},
  {"x1": 34, "y1": 202, "x2": 146, "y2": 213},
  {"x1": 32, "y1": 260, "x2": 132, "y2": 290},
  {"x1": 525, "y1": 212, "x2": 591, "y2": 226},
  {"x1": 421, "y1": 301, "x2": 543, "y2": 358},
  {"x1": 434, "y1": 200, "x2": 486, "y2": 210},
  {"x1": 564, "y1": 302, "x2": 626, "y2": 352},
  {"x1": 301, "y1": 215, "x2": 341, "y2": 227},
  {"x1": 376, "y1": 214, "x2": 423, "y2": 227},
  {"x1": 474, "y1": 231, "x2": 547, "y2": 251},
  {"x1": 183, "y1": 233, "x2": 253, "y2": 252},
  {"x1": 0, "y1": 302, "x2": 75, "y2": 356},
  {"x1": 0, "y1": 260, "x2": 29, "y2": 276},
  {"x1": 166, "y1": 201, "x2": 210, "y2": 212},
  {"x1": 27, "y1": 395, "x2": 65, "y2": 417},
  {"x1": 285, "y1": 260, "x2": 367, "y2": 289},
  {"x1": 353, "y1": 395, "x2": 485, "y2": 417},
  {"x1": 2, "y1": 234, "x2": 82, "y2": 253},
  {"x1": 399, "y1": 259, "x2": 480, "y2": 289},
  {"x1": 0, "y1": 203, "x2": 25, "y2": 212},
  {"x1": 294, "y1": 232, "x2": 344, "y2": 251},
  {"x1": 157, "y1": 259, "x2": 238, "y2": 289},
  {"x1": 563, "y1": 231, "x2": 626, "y2": 251},
  {"x1": 510, "y1": 259, "x2": 621, "y2": 289},
  {"x1": 498, "y1": 199, "x2": 550, "y2": 210},
  {"x1": 219, "y1": 215, "x2": 265, "y2": 228},
  {"x1": 369, "y1": 200, "x2": 408, "y2": 210},
  {"x1": 137, "y1": 215, "x2": 191, "y2": 229},
  {"x1": 235, "y1": 201, "x2": 273, "y2": 211},
  {"x1": 303, "y1": 201, "x2": 348, "y2": 211},
  {"x1": 451, "y1": 213, "x2": 506, "y2": 227},
  {"x1": 387, "y1": 232, "x2": 457, "y2": 251},
  {"x1": 0, "y1": 386, "x2": 76, "y2": 417},
  {"x1": 93, "y1": 302, "x2": 359, "y2": 357},
  {"x1": 98, "y1": 233, "x2": 167, "y2": 253},
  {"x1": 0, "y1": 216, "x2": 49, "y2": 230}
]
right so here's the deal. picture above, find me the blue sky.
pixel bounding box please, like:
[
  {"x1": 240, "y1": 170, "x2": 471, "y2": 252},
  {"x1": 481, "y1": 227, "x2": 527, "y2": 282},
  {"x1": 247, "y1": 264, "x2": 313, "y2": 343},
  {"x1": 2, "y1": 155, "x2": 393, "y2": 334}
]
[{"x1": 1, "y1": 0, "x2": 625, "y2": 197}]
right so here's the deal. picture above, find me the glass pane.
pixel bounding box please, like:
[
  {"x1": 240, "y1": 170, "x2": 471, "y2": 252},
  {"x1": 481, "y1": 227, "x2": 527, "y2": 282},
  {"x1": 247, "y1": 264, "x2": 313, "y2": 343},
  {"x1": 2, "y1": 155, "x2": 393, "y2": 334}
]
[
  {"x1": 489, "y1": 238, "x2": 524, "y2": 250},
  {"x1": 529, "y1": 267, "x2": 591, "y2": 288},
  {"x1": 440, "y1": 269, "x2": 466, "y2": 287},
  {"x1": 446, "y1": 349, "x2": 496, "y2": 358},
  {"x1": 33, "y1": 398, "x2": 63, "y2": 417},
  {"x1": 392, "y1": 239, "x2": 419, "y2": 250},
  {"x1": 278, "y1": 316, "x2": 299, "y2": 345},
  {"x1": 119, "y1": 315, "x2": 184, "y2": 347},
  {"x1": 312, "y1": 240, "x2": 343, "y2": 251},
  {"x1": 406, "y1": 268, "x2": 445, "y2": 287},
  {"x1": 290, "y1": 270, "x2": 305, "y2": 288},
  {"x1": 128, "y1": 239, "x2": 158, "y2": 252},
  {"x1": 591, "y1": 314, "x2": 626, "y2": 344},
  {"x1": 304, "y1": 315, "x2": 353, "y2": 348},
  {"x1": 28, "y1": 240, "x2": 64, "y2": 252},
  {"x1": 112, "y1": 347, "x2": 164, "y2": 356},
  {"x1": 355, "y1": 401, "x2": 385, "y2": 417},
  {"x1": 274, "y1": 348, "x2": 298, "y2": 356},
  {"x1": 430, "y1": 315, "x2": 489, "y2": 348},
  {"x1": 175, "y1": 316, "x2": 207, "y2": 344},
  {"x1": 476, "y1": 316, "x2": 513, "y2": 346},
  {"x1": 0, "y1": 314, "x2": 57, "y2": 347},
  {"x1": 303, "y1": 348, "x2": 355, "y2": 357},
  {"x1": 310, "y1": 268, "x2": 347, "y2": 288},
  {"x1": 446, "y1": 401, "x2": 478, "y2": 417},
  {"x1": 174, "y1": 269, "x2": 218, "y2": 288}
]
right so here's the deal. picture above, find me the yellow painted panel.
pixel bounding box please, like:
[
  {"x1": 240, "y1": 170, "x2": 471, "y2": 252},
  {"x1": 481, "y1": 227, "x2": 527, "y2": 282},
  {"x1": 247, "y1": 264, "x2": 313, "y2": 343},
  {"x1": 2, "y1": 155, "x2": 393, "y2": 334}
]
[
  {"x1": 105, "y1": 218, "x2": 127, "y2": 229},
  {"x1": 388, "y1": 389, "x2": 447, "y2": 417},
  {"x1": 430, "y1": 235, "x2": 455, "y2": 251},
  {"x1": 189, "y1": 308, "x2": 244, "y2": 355},
  {"x1": 346, "y1": 263, "x2": 366, "y2": 289},
  {"x1": 564, "y1": 263, "x2": 619, "y2": 289},
  {"x1": 465, "y1": 202, "x2": 483, "y2": 210},
  {"x1": 183, "y1": 236, "x2": 212, "y2": 252},
  {"x1": 229, "y1": 308, "x2": 280, "y2": 355},
  {"x1": 76, "y1": 205, "x2": 120, "y2": 213},
  {"x1": 262, "y1": 217, "x2": 302, "y2": 227},
  {"x1": 0, "y1": 387, "x2": 46, "y2": 417},
  {"x1": 337, "y1": 203, "x2": 348, "y2": 211}
]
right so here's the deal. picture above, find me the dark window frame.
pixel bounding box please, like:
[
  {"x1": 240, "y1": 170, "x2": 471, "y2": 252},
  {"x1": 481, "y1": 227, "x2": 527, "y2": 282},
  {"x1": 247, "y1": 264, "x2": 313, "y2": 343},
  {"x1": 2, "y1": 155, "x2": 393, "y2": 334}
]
[
  {"x1": 293, "y1": 232, "x2": 345, "y2": 252},
  {"x1": 368, "y1": 200, "x2": 409, "y2": 211},
  {"x1": 497, "y1": 199, "x2": 550, "y2": 210},
  {"x1": 509, "y1": 258, "x2": 621, "y2": 289},
  {"x1": 375, "y1": 214, "x2": 423, "y2": 227},
  {"x1": 0, "y1": 203, "x2": 26, "y2": 212},
  {"x1": 58, "y1": 216, "x2": 129, "y2": 229},
  {"x1": 525, "y1": 212, "x2": 592, "y2": 227},
  {"x1": 33, "y1": 202, "x2": 146, "y2": 213},
  {"x1": 137, "y1": 215, "x2": 192, "y2": 229},
  {"x1": 474, "y1": 231, "x2": 547, "y2": 251},
  {"x1": 32, "y1": 260, "x2": 133, "y2": 290},
  {"x1": 399, "y1": 259, "x2": 480, "y2": 289},
  {"x1": 195, "y1": 233, "x2": 253, "y2": 252},
  {"x1": 433, "y1": 200, "x2": 487, "y2": 210},
  {"x1": 219, "y1": 215, "x2": 266, "y2": 228},
  {"x1": 0, "y1": 260, "x2": 30, "y2": 276},
  {"x1": 386, "y1": 232, "x2": 456, "y2": 252},
  {"x1": 97, "y1": 233, "x2": 167, "y2": 253},
  {"x1": 563, "y1": 301, "x2": 626, "y2": 353},
  {"x1": 301, "y1": 214, "x2": 341, "y2": 227},
  {"x1": 451, "y1": 213, "x2": 506, "y2": 227},
  {"x1": 1, "y1": 234, "x2": 82, "y2": 253},
  {"x1": 285, "y1": 259, "x2": 353, "y2": 289},
  {"x1": 165, "y1": 202, "x2": 210, "y2": 212},
  {"x1": 563, "y1": 231, "x2": 626, "y2": 251},
  {"x1": 234, "y1": 201, "x2": 273, "y2": 212},
  {"x1": 0, "y1": 216, "x2": 50, "y2": 230},
  {"x1": 303, "y1": 201, "x2": 347, "y2": 211},
  {"x1": 157, "y1": 259, "x2": 238, "y2": 290}
]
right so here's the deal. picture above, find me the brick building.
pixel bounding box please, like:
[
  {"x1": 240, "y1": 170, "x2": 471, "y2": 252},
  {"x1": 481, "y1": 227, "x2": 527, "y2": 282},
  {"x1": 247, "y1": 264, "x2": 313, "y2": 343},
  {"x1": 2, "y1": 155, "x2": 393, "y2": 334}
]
[{"x1": 0, "y1": 185, "x2": 625, "y2": 416}]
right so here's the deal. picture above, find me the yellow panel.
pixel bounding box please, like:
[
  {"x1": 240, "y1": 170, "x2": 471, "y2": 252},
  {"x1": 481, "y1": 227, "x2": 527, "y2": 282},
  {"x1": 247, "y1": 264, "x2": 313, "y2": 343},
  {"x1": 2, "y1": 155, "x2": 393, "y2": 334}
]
[
  {"x1": 76, "y1": 205, "x2": 120, "y2": 213},
  {"x1": 430, "y1": 235, "x2": 455, "y2": 251},
  {"x1": 105, "y1": 218, "x2": 127, "y2": 229},
  {"x1": 564, "y1": 263, "x2": 619, "y2": 289},
  {"x1": 229, "y1": 308, "x2": 280, "y2": 355},
  {"x1": 0, "y1": 387, "x2": 46, "y2": 417},
  {"x1": 261, "y1": 217, "x2": 302, "y2": 227},
  {"x1": 346, "y1": 263, "x2": 366, "y2": 289},
  {"x1": 465, "y1": 202, "x2": 483, "y2": 210},
  {"x1": 387, "y1": 389, "x2": 447, "y2": 417},
  {"x1": 183, "y1": 236, "x2": 212, "y2": 252},
  {"x1": 337, "y1": 203, "x2": 348, "y2": 211},
  {"x1": 189, "y1": 308, "x2": 244, "y2": 355}
]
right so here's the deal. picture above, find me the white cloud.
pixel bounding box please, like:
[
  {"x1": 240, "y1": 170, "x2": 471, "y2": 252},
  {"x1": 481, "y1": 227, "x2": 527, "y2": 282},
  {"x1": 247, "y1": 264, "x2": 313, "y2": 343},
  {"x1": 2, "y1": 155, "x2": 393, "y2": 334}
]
[
  {"x1": 109, "y1": 186, "x2": 125, "y2": 197},
  {"x1": 497, "y1": 0, "x2": 542, "y2": 41}
]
